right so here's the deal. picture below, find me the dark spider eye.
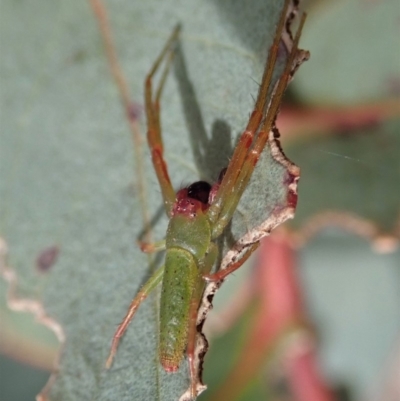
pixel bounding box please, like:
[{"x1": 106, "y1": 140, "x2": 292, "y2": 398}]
[{"x1": 187, "y1": 181, "x2": 211, "y2": 204}]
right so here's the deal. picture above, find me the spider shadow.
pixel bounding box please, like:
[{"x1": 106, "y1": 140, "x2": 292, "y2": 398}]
[
  {"x1": 173, "y1": 38, "x2": 234, "y2": 183},
  {"x1": 211, "y1": 0, "x2": 273, "y2": 57}
]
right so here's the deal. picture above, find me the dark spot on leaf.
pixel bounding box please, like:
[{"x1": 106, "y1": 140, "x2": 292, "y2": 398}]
[
  {"x1": 128, "y1": 102, "x2": 143, "y2": 122},
  {"x1": 73, "y1": 49, "x2": 87, "y2": 63},
  {"x1": 36, "y1": 245, "x2": 59, "y2": 273}
]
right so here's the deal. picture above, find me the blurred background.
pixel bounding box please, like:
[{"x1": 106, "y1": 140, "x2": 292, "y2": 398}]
[{"x1": 1, "y1": 0, "x2": 399, "y2": 400}]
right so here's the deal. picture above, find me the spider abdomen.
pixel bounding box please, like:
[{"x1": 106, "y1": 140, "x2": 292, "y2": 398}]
[{"x1": 160, "y1": 247, "x2": 197, "y2": 372}]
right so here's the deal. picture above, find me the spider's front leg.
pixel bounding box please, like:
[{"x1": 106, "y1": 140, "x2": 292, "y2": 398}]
[
  {"x1": 145, "y1": 25, "x2": 181, "y2": 216},
  {"x1": 206, "y1": 0, "x2": 290, "y2": 237},
  {"x1": 208, "y1": 1, "x2": 306, "y2": 240}
]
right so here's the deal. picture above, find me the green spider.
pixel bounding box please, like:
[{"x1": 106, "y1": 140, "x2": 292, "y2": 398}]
[{"x1": 106, "y1": 0, "x2": 306, "y2": 398}]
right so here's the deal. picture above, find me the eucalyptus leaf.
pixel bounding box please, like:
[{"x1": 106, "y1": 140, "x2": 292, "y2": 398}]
[{"x1": 293, "y1": 0, "x2": 399, "y2": 105}]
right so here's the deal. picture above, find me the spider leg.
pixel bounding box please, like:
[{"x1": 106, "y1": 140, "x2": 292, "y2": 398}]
[
  {"x1": 203, "y1": 242, "x2": 259, "y2": 282},
  {"x1": 246, "y1": 14, "x2": 307, "y2": 165},
  {"x1": 138, "y1": 239, "x2": 166, "y2": 253},
  {"x1": 145, "y1": 25, "x2": 181, "y2": 215},
  {"x1": 207, "y1": 0, "x2": 291, "y2": 229},
  {"x1": 210, "y1": 5, "x2": 306, "y2": 238},
  {"x1": 105, "y1": 265, "x2": 165, "y2": 368}
]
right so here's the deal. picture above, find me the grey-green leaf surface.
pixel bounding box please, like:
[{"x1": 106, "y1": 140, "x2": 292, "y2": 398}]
[
  {"x1": 0, "y1": 0, "x2": 303, "y2": 400},
  {"x1": 293, "y1": 0, "x2": 399, "y2": 105}
]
